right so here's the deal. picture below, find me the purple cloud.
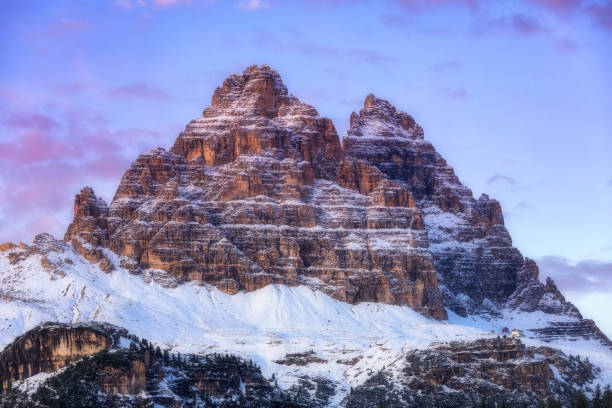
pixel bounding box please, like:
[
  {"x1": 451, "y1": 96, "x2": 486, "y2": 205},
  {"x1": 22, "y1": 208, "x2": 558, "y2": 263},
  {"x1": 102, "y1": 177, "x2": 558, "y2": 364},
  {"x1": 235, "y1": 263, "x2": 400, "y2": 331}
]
[
  {"x1": 395, "y1": 0, "x2": 481, "y2": 12},
  {"x1": 441, "y1": 86, "x2": 469, "y2": 100},
  {"x1": 3, "y1": 113, "x2": 60, "y2": 132},
  {"x1": 472, "y1": 13, "x2": 549, "y2": 37},
  {"x1": 430, "y1": 60, "x2": 463, "y2": 72},
  {"x1": 113, "y1": 0, "x2": 200, "y2": 10},
  {"x1": 236, "y1": 0, "x2": 270, "y2": 10},
  {"x1": 524, "y1": 0, "x2": 583, "y2": 13},
  {"x1": 45, "y1": 19, "x2": 92, "y2": 37},
  {"x1": 537, "y1": 256, "x2": 612, "y2": 294},
  {"x1": 245, "y1": 32, "x2": 393, "y2": 64},
  {"x1": 107, "y1": 83, "x2": 171, "y2": 100},
  {"x1": 586, "y1": 2, "x2": 612, "y2": 29}
]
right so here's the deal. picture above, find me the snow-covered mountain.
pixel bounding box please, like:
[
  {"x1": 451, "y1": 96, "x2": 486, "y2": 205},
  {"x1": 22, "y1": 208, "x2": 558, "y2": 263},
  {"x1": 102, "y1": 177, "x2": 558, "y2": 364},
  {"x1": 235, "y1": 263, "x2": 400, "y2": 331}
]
[{"x1": 0, "y1": 65, "x2": 610, "y2": 407}]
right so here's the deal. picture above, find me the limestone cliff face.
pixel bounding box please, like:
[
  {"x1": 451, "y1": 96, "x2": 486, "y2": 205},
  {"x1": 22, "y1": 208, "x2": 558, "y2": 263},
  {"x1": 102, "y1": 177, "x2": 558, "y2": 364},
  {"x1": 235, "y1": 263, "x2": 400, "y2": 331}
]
[
  {"x1": 0, "y1": 324, "x2": 111, "y2": 392},
  {"x1": 0, "y1": 325, "x2": 309, "y2": 407},
  {"x1": 344, "y1": 337, "x2": 597, "y2": 408},
  {"x1": 342, "y1": 94, "x2": 577, "y2": 319},
  {"x1": 64, "y1": 65, "x2": 588, "y2": 325},
  {"x1": 65, "y1": 65, "x2": 446, "y2": 320},
  {"x1": 98, "y1": 359, "x2": 147, "y2": 395}
]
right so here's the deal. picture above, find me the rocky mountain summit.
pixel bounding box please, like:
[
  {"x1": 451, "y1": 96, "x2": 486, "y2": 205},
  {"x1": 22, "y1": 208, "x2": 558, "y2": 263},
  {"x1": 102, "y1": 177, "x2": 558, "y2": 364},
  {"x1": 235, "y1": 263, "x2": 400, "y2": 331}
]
[
  {"x1": 1, "y1": 65, "x2": 611, "y2": 406},
  {"x1": 65, "y1": 64, "x2": 445, "y2": 319},
  {"x1": 65, "y1": 65, "x2": 592, "y2": 327}
]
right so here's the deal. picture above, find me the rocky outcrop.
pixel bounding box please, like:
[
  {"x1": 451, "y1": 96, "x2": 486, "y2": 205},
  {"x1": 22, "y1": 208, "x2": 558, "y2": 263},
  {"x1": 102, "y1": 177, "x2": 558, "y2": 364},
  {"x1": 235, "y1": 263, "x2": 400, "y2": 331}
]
[
  {"x1": 0, "y1": 324, "x2": 112, "y2": 393},
  {"x1": 344, "y1": 337, "x2": 598, "y2": 408},
  {"x1": 64, "y1": 187, "x2": 114, "y2": 273},
  {"x1": 98, "y1": 358, "x2": 147, "y2": 395},
  {"x1": 1, "y1": 325, "x2": 323, "y2": 407},
  {"x1": 507, "y1": 258, "x2": 581, "y2": 317}
]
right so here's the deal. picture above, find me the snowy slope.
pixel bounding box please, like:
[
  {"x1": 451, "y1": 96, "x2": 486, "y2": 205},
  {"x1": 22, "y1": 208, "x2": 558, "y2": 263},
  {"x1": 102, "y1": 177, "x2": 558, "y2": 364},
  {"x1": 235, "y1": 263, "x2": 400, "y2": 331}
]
[{"x1": 1, "y1": 235, "x2": 611, "y2": 402}]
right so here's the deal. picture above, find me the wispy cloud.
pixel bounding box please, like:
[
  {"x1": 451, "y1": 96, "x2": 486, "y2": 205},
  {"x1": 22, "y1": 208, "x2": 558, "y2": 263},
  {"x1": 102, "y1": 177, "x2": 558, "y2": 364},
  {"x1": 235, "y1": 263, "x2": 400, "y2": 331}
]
[
  {"x1": 430, "y1": 60, "x2": 463, "y2": 72},
  {"x1": 107, "y1": 82, "x2": 171, "y2": 100},
  {"x1": 236, "y1": 0, "x2": 270, "y2": 10},
  {"x1": 394, "y1": 0, "x2": 481, "y2": 13},
  {"x1": 515, "y1": 201, "x2": 531, "y2": 210},
  {"x1": 242, "y1": 32, "x2": 393, "y2": 64},
  {"x1": 441, "y1": 86, "x2": 469, "y2": 100},
  {"x1": 113, "y1": 0, "x2": 196, "y2": 10},
  {"x1": 524, "y1": 0, "x2": 583, "y2": 14},
  {"x1": 487, "y1": 173, "x2": 533, "y2": 192},
  {"x1": 487, "y1": 173, "x2": 518, "y2": 186},
  {"x1": 48, "y1": 19, "x2": 91, "y2": 36},
  {"x1": 472, "y1": 13, "x2": 549, "y2": 37},
  {"x1": 586, "y1": 2, "x2": 612, "y2": 29},
  {"x1": 3, "y1": 113, "x2": 60, "y2": 133},
  {"x1": 537, "y1": 256, "x2": 612, "y2": 294}
]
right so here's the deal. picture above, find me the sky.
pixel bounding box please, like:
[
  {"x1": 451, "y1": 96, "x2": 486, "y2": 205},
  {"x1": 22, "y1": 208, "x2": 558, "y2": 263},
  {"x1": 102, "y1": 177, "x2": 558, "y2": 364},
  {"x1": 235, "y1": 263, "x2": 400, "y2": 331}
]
[{"x1": 0, "y1": 0, "x2": 611, "y2": 334}]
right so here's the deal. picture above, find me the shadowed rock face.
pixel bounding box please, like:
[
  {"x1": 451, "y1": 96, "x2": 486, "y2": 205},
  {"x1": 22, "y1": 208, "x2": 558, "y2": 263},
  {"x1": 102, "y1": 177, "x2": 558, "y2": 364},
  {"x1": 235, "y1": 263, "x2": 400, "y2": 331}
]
[
  {"x1": 342, "y1": 94, "x2": 578, "y2": 319},
  {"x1": 64, "y1": 65, "x2": 590, "y2": 326},
  {"x1": 344, "y1": 337, "x2": 598, "y2": 408}
]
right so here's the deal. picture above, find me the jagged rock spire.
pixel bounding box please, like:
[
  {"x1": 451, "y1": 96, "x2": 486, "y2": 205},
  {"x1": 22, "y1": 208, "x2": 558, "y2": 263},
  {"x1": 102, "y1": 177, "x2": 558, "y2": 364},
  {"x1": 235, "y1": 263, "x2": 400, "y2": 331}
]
[
  {"x1": 348, "y1": 94, "x2": 424, "y2": 140},
  {"x1": 209, "y1": 65, "x2": 289, "y2": 117},
  {"x1": 170, "y1": 65, "x2": 342, "y2": 179}
]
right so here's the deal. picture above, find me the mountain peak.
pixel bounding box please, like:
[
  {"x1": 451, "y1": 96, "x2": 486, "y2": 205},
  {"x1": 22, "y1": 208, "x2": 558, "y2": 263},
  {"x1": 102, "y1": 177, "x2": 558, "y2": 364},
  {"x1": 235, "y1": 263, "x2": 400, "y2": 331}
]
[
  {"x1": 209, "y1": 64, "x2": 289, "y2": 118},
  {"x1": 348, "y1": 94, "x2": 424, "y2": 140},
  {"x1": 170, "y1": 65, "x2": 341, "y2": 177}
]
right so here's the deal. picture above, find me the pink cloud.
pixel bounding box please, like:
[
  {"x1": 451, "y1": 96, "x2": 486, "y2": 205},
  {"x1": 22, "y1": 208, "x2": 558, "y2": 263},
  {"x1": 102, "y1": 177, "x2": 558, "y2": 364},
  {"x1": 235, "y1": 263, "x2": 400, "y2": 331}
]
[
  {"x1": 3, "y1": 113, "x2": 59, "y2": 132},
  {"x1": 236, "y1": 0, "x2": 270, "y2": 10},
  {"x1": 113, "y1": 0, "x2": 194, "y2": 9},
  {"x1": 39, "y1": 19, "x2": 92, "y2": 38},
  {"x1": 107, "y1": 82, "x2": 171, "y2": 100},
  {"x1": 54, "y1": 82, "x2": 92, "y2": 95},
  {"x1": 524, "y1": 0, "x2": 583, "y2": 12},
  {"x1": 395, "y1": 0, "x2": 481, "y2": 11},
  {"x1": 0, "y1": 131, "x2": 72, "y2": 164},
  {"x1": 84, "y1": 154, "x2": 133, "y2": 179},
  {"x1": 0, "y1": 106, "x2": 166, "y2": 244}
]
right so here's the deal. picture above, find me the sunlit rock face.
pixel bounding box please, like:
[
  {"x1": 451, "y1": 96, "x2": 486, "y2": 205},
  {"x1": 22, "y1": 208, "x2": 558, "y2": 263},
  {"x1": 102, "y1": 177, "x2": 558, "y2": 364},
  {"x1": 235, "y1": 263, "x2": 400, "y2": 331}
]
[
  {"x1": 64, "y1": 65, "x2": 591, "y2": 326},
  {"x1": 0, "y1": 324, "x2": 112, "y2": 393},
  {"x1": 65, "y1": 65, "x2": 446, "y2": 320}
]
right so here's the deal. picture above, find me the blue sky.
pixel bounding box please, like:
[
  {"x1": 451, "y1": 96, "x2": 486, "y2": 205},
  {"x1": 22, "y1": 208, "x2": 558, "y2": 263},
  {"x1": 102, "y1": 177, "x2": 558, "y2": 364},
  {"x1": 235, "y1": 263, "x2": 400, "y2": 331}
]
[{"x1": 0, "y1": 0, "x2": 611, "y2": 333}]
